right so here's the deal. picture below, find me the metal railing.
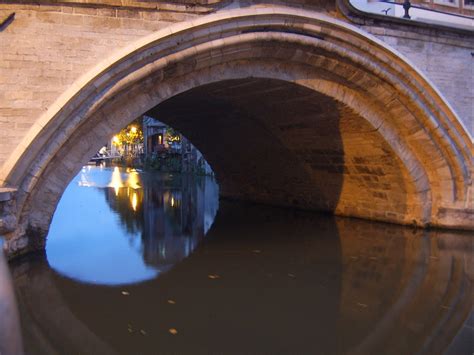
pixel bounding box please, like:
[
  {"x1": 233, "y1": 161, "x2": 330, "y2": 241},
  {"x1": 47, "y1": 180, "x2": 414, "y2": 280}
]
[
  {"x1": 385, "y1": 0, "x2": 474, "y2": 19},
  {"x1": 350, "y1": 0, "x2": 474, "y2": 29}
]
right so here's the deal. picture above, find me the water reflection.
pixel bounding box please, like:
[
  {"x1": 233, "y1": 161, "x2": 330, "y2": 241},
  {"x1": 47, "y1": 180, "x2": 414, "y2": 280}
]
[
  {"x1": 11, "y1": 168, "x2": 472, "y2": 355},
  {"x1": 45, "y1": 166, "x2": 219, "y2": 285}
]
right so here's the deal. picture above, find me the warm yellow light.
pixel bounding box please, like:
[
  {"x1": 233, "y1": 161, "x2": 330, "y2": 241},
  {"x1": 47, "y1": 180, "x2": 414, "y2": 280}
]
[
  {"x1": 131, "y1": 192, "x2": 138, "y2": 211},
  {"x1": 112, "y1": 135, "x2": 120, "y2": 144},
  {"x1": 109, "y1": 167, "x2": 123, "y2": 196},
  {"x1": 168, "y1": 135, "x2": 180, "y2": 142},
  {"x1": 170, "y1": 196, "x2": 175, "y2": 207},
  {"x1": 131, "y1": 126, "x2": 137, "y2": 133},
  {"x1": 126, "y1": 171, "x2": 141, "y2": 190}
]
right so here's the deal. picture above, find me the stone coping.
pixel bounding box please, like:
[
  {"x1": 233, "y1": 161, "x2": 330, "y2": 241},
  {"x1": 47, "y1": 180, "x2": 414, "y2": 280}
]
[{"x1": 0, "y1": 0, "x2": 226, "y2": 13}]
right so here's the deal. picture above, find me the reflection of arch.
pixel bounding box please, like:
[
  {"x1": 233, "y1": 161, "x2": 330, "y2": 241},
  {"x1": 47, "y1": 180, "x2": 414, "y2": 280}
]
[
  {"x1": 11, "y1": 204, "x2": 471, "y2": 353},
  {"x1": 336, "y1": 221, "x2": 473, "y2": 354},
  {"x1": 10, "y1": 256, "x2": 115, "y2": 354},
  {"x1": 1, "y1": 7, "x2": 471, "y2": 256}
]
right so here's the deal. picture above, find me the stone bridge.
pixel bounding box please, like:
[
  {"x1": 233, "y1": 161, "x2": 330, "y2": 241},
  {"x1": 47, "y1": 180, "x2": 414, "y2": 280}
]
[{"x1": 0, "y1": 0, "x2": 472, "y2": 258}]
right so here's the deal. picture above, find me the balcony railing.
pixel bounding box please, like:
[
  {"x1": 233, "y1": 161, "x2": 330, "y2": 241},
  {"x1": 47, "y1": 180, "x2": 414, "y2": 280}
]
[{"x1": 351, "y1": 0, "x2": 474, "y2": 29}]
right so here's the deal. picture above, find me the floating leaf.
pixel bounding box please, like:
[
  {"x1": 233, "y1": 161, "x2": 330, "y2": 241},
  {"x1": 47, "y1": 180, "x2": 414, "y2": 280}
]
[
  {"x1": 208, "y1": 274, "x2": 220, "y2": 279},
  {"x1": 121, "y1": 291, "x2": 130, "y2": 296},
  {"x1": 169, "y1": 328, "x2": 178, "y2": 335},
  {"x1": 140, "y1": 329, "x2": 147, "y2": 336},
  {"x1": 167, "y1": 299, "x2": 176, "y2": 305},
  {"x1": 287, "y1": 273, "x2": 296, "y2": 278}
]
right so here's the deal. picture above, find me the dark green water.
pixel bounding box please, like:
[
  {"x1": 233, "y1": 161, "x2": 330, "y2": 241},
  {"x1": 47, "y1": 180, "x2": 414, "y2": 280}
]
[{"x1": 9, "y1": 167, "x2": 473, "y2": 354}]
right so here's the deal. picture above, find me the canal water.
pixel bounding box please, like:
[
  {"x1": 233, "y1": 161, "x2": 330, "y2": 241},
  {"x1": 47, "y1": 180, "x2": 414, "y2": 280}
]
[{"x1": 9, "y1": 166, "x2": 473, "y2": 355}]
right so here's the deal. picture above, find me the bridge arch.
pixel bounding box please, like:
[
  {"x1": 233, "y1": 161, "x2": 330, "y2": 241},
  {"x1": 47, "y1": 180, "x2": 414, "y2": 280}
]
[{"x1": 1, "y1": 7, "x2": 471, "y2": 257}]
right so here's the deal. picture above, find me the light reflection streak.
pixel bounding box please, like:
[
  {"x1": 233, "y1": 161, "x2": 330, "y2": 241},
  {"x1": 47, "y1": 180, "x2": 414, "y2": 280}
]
[
  {"x1": 109, "y1": 167, "x2": 123, "y2": 196},
  {"x1": 127, "y1": 171, "x2": 141, "y2": 190},
  {"x1": 131, "y1": 192, "x2": 138, "y2": 211}
]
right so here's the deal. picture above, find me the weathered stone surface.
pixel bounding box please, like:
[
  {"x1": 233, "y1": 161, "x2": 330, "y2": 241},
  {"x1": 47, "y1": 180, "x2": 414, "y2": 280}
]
[
  {"x1": 365, "y1": 28, "x2": 474, "y2": 134},
  {"x1": 0, "y1": 188, "x2": 17, "y2": 236},
  {"x1": 0, "y1": 2, "x2": 472, "y2": 258}
]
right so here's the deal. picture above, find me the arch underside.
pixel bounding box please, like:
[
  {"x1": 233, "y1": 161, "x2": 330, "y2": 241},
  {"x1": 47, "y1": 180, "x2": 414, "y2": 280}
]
[{"x1": 1, "y1": 7, "x2": 472, "y2": 257}]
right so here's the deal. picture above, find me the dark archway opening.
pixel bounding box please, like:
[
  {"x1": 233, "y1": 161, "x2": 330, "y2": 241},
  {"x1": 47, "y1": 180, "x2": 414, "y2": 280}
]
[{"x1": 147, "y1": 78, "x2": 345, "y2": 212}]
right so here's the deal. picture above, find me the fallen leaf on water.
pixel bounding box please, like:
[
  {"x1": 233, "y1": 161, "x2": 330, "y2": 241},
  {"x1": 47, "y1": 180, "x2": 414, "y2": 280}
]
[
  {"x1": 169, "y1": 328, "x2": 178, "y2": 335},
  {"x1": 357, "y1": 303, "x2": 368, "y2": 308},
  {"x1": 121, "y1": 291, "x2": 130, "y2": 296},
  {"x1": 287, "y1": 273, "x2": 296, "y2": 278},
  {"x1": 167, "y1": 299, "x2": 176, "y2": 305},
  {"x1": 208, "y1": 274, "x2": 220, "y2": 279},
  {"x1": 140, "y1": 329, "x2": 147, "y2": 336},
  {"x1": 252, "y1": 249, "x2": 262, "y2": 254}
]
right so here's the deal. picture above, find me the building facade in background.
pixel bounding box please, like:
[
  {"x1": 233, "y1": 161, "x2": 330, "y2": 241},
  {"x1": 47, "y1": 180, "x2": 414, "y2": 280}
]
[{"x1": 142, "y1": 116, "x2": 213, "y2": 175}]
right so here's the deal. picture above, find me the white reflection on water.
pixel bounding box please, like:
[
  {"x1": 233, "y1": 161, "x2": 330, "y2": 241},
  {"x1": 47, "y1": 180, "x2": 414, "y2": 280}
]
[{"x1": 46, "y1": 166, "x2": 219, "y2": 286}]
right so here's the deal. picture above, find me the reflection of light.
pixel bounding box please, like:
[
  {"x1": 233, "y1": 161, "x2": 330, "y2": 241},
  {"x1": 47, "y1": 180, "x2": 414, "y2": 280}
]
[
  {"x1": 131, "y1": 192, "x2": 138, "y2": 211},
  {"x1": 131, "y1": 126, "x2": 137, "y2": 133},
  {"x1": 109, "y1": 167, "x2": 123, "y2": 196},
  {"x1": 167, "y1": 192, "x2": 181, "y2": 209},
  {"x1": 185, "y1": 239, "x2": 190, "y2": 257},
  {"x1": 127, "y1": 171, "x2": 141, "y2": 190}
]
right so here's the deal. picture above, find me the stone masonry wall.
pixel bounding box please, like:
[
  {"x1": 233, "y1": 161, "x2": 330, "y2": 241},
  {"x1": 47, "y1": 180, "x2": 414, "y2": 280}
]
[
  {"x1": 0, "y1": 3, "x2": 199, "y2": 167},
  {"x1": 0, "y1": 2, "x2": 472, "y2": 247},
  {"x1": 364, "y1": 27, "x2": 473, "y2": 136},
  {"x1": 1, "y1": 1, "x2": 472, "y2": 174}
]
